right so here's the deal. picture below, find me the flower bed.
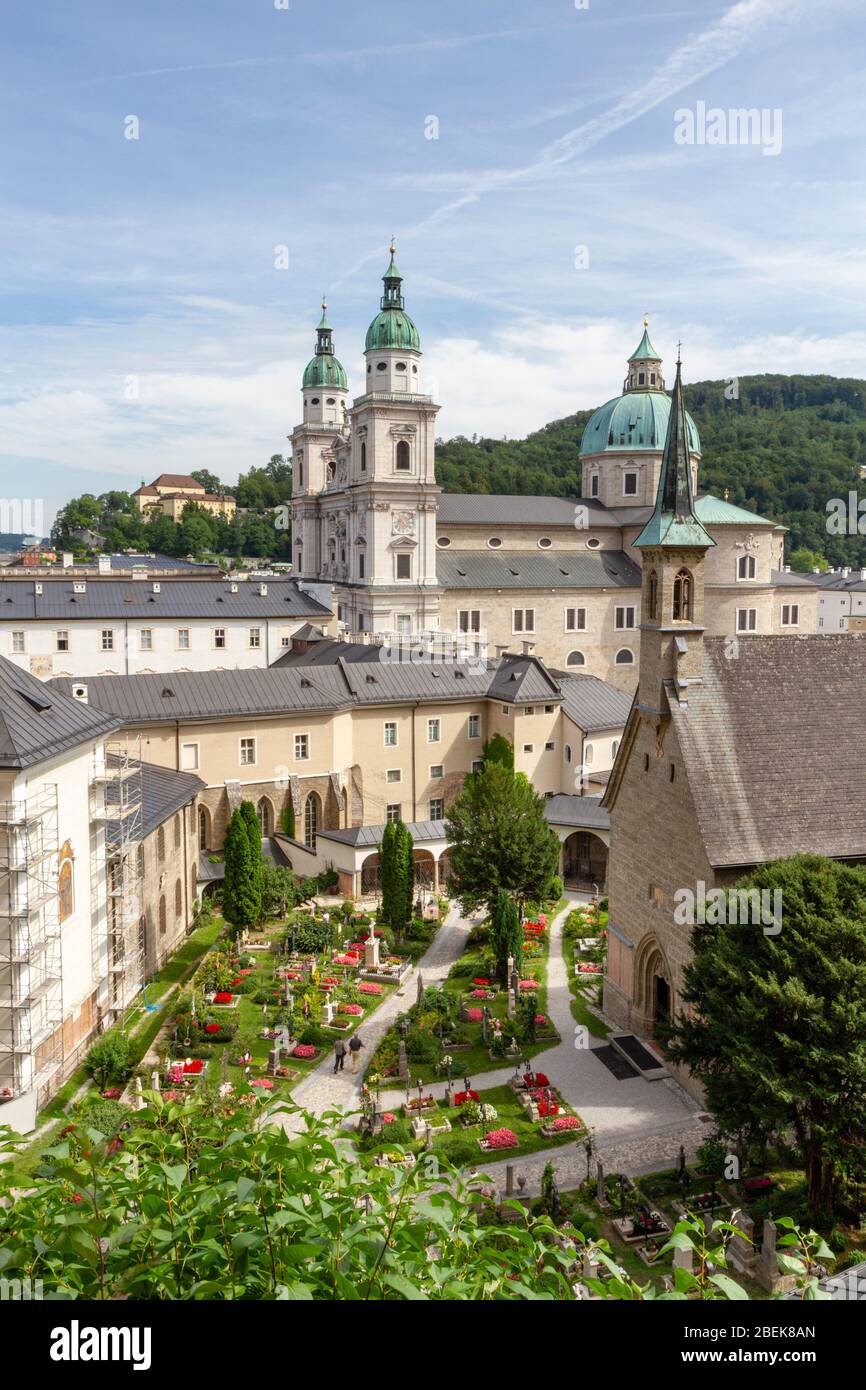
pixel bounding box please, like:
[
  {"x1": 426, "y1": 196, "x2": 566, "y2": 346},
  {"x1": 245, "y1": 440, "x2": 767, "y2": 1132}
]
[
  {"x1": 338, "y1": 1003, "x2": 363, "y2": 1016},
  {"x1": 577, "y1": 963, "x2": 602, "y2": 974},
  {"x1": 204, "y1": 1023, "x2": 222, "y2": 1035},
  {"x1": 533, "y1": 1014, "x2": 548, "y2": 1027},
  {"x1": 292, "y1": 1044, "x2": 319, "y2": 1060},
  {"x1": 181, "y1": 1060, "x2": 205, "y2": 1075},
  {"x1": 479, "y1": 1127, "x2": 519, "y2": 1153},
  {"x1": 744, "y1": 1176, "x2": 773, "y2": 1196},
  {"x1": 250, "y1": 1078, "x2": 275, "y2": 1089},
  {"x1": 519, "y1": 979, "x2": 539, "y2": 991},
  {"x1": 359, "y1": 982, "x2": 382, "y2": 995},
  {"x1": 544, "y1": 1115, "x2": 582, "y2": 1133},
  {"x1": 214, "y1": 992, "x2": 233, "y2": 1004},
  {"x1": 469, "y1": 989, "x2": 495, "y2": 1000},
  {"x1": 453, "y1": 1089, "x2": 480, "y2": 1106},
  {"x1": 333, "y1": 953, "x2": 360, "y2": 966},
  {"x1": 472, "y1": 978, "x2": 491, "y2": 986},
  {"x1": 465, "y1": 1007, "x2": 483, "y2": 1022}
]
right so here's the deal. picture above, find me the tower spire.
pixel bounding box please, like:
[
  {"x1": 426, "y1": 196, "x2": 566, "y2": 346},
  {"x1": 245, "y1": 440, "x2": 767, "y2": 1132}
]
[{"x1": 635, "y1": 355, "x2": 713, "y2": 549}]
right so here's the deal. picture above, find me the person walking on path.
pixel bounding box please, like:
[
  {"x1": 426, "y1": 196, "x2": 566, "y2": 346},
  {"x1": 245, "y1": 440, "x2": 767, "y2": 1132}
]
[
  {"x1": 333, "y1": 1037, "x2": 346, "y2": 1074},
  {"x1": 348, "y1": 1032, "x2": 364, "y2": 1073}
]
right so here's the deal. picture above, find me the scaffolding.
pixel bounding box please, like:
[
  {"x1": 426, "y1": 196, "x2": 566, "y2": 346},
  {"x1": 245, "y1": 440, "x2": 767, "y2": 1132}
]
[
  {"x1": 90, "y1": 740, "x2": 144, "y2": 1023},
  {"x1": 0, "y1": 785, "x2": 63, "y2": 1101}
]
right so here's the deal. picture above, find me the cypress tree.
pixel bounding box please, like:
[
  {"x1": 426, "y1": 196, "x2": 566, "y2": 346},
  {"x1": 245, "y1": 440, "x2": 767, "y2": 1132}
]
[
  {"x1": 490, "y1": 888, "x2": 521, "y2": 986},
  {"x1": 222, "y1": 811, "x2": 257, "y2": 934},
  {"x1": 239, "y1": 800, "x2": 264, "y2": 923},
  {"x1": 380, "y1": 819, "x2": 397, "y2": 928}
]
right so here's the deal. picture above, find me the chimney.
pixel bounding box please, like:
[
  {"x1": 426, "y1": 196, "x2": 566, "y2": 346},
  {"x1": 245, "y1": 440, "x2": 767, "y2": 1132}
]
[
  {"x1": 35, "y1": 582, "x2": 43, "y2": 596},
  {"x1": 72, "y1": 683, "x2": 88, "y2": 704},
  {"x1": 97, "y1": 555, "x2": 111, "y2": 574},
  {"x1": 259, "y1": 582, "x2": 268, "y2": 596},
  {"x1": 73, "y1": 580, "x2": 87, "y2": 594},
  {"x1": 62, "y1": 552, "x2": 73, "y2": 568},
  {"x1": 152, "y1": 581, "x2": 161, "y2": 593}
]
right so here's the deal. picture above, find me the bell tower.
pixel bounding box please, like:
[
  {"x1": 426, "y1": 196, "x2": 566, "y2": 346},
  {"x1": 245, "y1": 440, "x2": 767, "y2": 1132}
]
[{"x1": 635, "y1": 351, "x2": 715, "y2": 714}]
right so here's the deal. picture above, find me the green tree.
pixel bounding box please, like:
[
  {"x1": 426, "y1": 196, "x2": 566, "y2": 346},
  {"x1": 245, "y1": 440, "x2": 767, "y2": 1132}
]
[
  {"x1": 787, "y1": 546, "x2": 828, "y2": 573},
  {"x1": 222, "y1": 809, "x2": 258, "y2": 933},
  {"x1": 380, "y1": 820, "x2": 398, "y2": 930},
  {"x1": 666, "y1": 854, "x2": 866, "y2": 1221},
  {"x1": 490, "y1": 888, "x2": 522, "y2": 987},
  {"x1": 480, "y1": 733, "x2": 514, "y2": 771},
  {"x1": 393, "y1": 819, "x2": 414, "y2": 937},
  {"x1": 191, "y1": 469, "x2": 225, "y2": 496},
  {"x1": 446, "y1": 764, "x2": 560, "y2": 915},
  {"x1": 84, "y1": 1032, "x2": 133, "y2": 1091},
  {"x1": 239, "y1": 800, "x2": 264, "y2": 923}
]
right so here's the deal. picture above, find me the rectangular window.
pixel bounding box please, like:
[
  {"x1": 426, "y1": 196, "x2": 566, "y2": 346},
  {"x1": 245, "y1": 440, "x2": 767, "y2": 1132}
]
[
  {"x1": 544, "y1": 704, "x2": 555, "y2": 714},
  {"x1": 177, "y1": 628, "x2": 190, "y2": 650},
  {"x1": 56, "y1": 630, "x2": 69, "y2": 652},
  {"x1": 429, "y1": 764, "x2": 444, "y2": 779},
  {"x1": 358, "y1": 554, "x2": 365, "y2": 579},
  {"x1": 386, "y1": 803, "x2": 401, "y2": 823},
  {"x1": 501, "y1": 705, "x2": 510, "y2": 715},
  {"x1": 386, "y1": 769, "x2": 402, "y2": 784},
  {"x1": 294, "y1": 734, "x2": 309, "y2": 760},
  {"x1": 523, "y1": 743, "x2": 534, "y2": 754},
  {"x1": 471, "y1": 759, "x2": 483, "y2": 773},
  {"x1": 545, "y1": 741, "x2": 555, "y2": 752},
  {"x1": 590, "y1": 474, "x2": 599, "y2": 498},
  {"x1": 623, "y1": 472, "x2": 638, "y2": 496},
  {"x1": 101, "y1": 629, "x2": 114, "y2": 652},
  {"x1": 427, "y1": 718, "x2": 441, "y2": 743},
  {"x1": 396, "y1": 613, "x2": 412, "y2": 635},
  {"x1": 384, "y1": 721, "x2": 397, "y2": 747},
  {"x1": 214, "y1": 628, "x2": 226, "y2": 649},
  {"x1": 524, "y1": 707, "x2": 535, "y2": 716},
  {"x1": 181, "y1": 743, "x2": 199, "y2": 771},
  {"x1": 468, "y1": 714, "x2": 480, "y2": 739},
  {"x1": 615, "y1": 606, "x2": 636, "y2": 630},
  {"x1": 781, "y1": 603, "x2": 799, "y2": 627},
  {"x1": 458, "y1": 609, "x2": 481, "y2": 633},
  {"x1": 565, "y1": 607, "x2": 586, "y2": 632},
  {"x1": 429, "y1": 798, "x2": 444, "y2": 820},
  {"x1": 736, "y1": 608, "x2": 757, "y2": 633},
  {"x1": 239, "y1": 737, "x2": 256, "y2": 766},
  {"x1": 249, "y1": 627, "x2": 261, "y2": 649},
  {"x1": 396, "y1": 553, "x2": 411, "y2": 580},
  {"x1": 512, "y1": 608, "x2": 535, "y2": 633},
  {"x1": 11, "y1": 631, "x2": 25, "y2": 653},
  {"x1": 139, "y1": 629, "x2": 153, "y2": 651}
]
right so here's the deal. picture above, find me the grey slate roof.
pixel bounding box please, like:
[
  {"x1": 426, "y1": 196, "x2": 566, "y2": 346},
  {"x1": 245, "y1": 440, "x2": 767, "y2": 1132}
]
[
  {"x1": 544, "y1": 794, "x2": 610, "y2": 831},
  {"x1": 665, "y1": 634, "x2": 866, "y2": 868},
  {"x1": 139, "y1": 761, "x2": 204, "y2": 837},
  {"x1": 436, "y1": 494, "x2": 614, "y2": 528},
  {"x1": 0, "y1": 577, "x2": 331, "y2": 620},
  {"x1": 316, "y1": 819, "x2": 447, "y2": 848},
  {"x1": 0, "y1": 653, "x2": 121, "y2": 769},
  {"x1": 49, "y1": 652, "x2": 563, "y2": 723},
  {"x1": 272, "y1": 639, "x2": 385, "y2": 668},
  {"x1": 436, "y1": 549, "x2": 641, "y2": 590},
  {"x1": 558, "y1": 674, "x2": 633, "y2": 732}
]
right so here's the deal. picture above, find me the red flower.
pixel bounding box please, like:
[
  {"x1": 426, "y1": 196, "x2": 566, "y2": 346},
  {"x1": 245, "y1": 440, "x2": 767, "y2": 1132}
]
[
  {"x1": 465, "y1": 1007, "x2": 483, "y2": 1022},
  {"x1": 205, "y1": 1023, "x2": 221, "y2": 1034},
  {"x1": 214, "y1": 991, "x2": 233, "y2": 1004},
  {"x1": 550, "y1": 1115, "x2": 581, "y2": 1131},
  {"x1": 472, "y1": 978, "x2": 490, "y2": 986},
  {"x1": 453, "y1": 1090, "x2": 480, "y2": 1105}
]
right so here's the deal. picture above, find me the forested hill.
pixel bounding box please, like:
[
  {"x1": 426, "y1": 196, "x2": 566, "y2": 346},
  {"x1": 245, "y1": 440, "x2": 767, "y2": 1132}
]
[{"x1": 435, "y1": 375, "x2": 866, "y2": 566}]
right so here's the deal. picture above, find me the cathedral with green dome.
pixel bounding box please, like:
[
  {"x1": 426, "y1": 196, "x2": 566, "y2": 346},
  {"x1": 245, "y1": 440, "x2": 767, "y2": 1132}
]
[{"x1": 290, "y1": 256, "x2": 815, "y2": 690}]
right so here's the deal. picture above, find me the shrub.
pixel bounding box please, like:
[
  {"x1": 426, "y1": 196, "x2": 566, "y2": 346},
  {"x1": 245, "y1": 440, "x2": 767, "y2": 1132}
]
[
  {"x1": 405, "y1": 1027, "x2": 440, "y2": 1065},
  {"x1": 439, "y1": 1137, "x2": 478, "y2": 1166},
  {"x1": 74, "y1": 1098, "x2": 128, "y2": 1138},
  {"x1": 85, "y1": 1032, "x2": 134, "y2": 1090},
  {"x1": 380, "y1": 1117, "x2": 412, "y2": 1144},
  {"x1": 298, "y1": 1024, "x2": 328, "y2": 1047},
  {"x1": 547, "y1": 875, "x2": 564, "y2": 902}
]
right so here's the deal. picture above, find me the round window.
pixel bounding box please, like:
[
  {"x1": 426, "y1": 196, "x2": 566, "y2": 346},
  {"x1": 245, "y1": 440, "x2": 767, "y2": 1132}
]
[
  {"x1": 487, "y1": 537, "x2": 502, "y2": 549},
  {"x1": 377, "y1": 362, "x2": 387, "y2": 372},
  {"x1": 412, "y1": 364, "x2": 418, "y2": 373},
  {"x1": 311, "y1": 397, "x2": 320, "y2": 405},
  {"x1": 326, "y1": 397, "x2": 336, "y2": 405},
  {"x1": 587, "y1": 537, "x2": 601, "y2": 549},
  {"x1": 395, "y1": 361, "x2": 407, "y2": 371},
  {"x1": 538, "y1": 537, "x2": 552, "y2": 549},
  {"x1": 437, "y1": 536, "x2": 451, "y2": 548}
]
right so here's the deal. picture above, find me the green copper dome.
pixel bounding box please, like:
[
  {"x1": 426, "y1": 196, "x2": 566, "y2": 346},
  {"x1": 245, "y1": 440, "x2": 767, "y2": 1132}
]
[
  {"x1": 364, "y1": 242, "x2": 421, "y2": 352},
  {"x1": 579, "y1": 390, "x2": 700, "y2": 457},
  {"x1": 302, "y1": 301, "x2": 347, "y2": 391}
]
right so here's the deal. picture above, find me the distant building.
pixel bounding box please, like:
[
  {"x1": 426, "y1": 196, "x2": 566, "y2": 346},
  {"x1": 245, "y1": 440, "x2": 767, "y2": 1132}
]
[{"x1": 133, "y1": 473, "x2": 236, "y2": 521}]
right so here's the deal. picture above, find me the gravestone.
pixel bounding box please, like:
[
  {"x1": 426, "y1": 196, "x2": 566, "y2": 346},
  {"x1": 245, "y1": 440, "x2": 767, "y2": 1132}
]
[
  {"x1": 507, "y1": 988, "x2": 516, "y2": 1020},
  {"x1": 596, "y1": 1161, "x2": 605, "y2": 1206},
  {"x1": 728, "y1": 1210, "x2": 755, "y2": 1274},
  {"x1": 151, "y1": 1069, "x2": 160, "y2": 1093},
  {"x1": 673, "y1": 1244, "x2": 694, "y2": 1274},
  {"x1": 756, "y1": 1217, "x2": 781, "y2": 1288},
  {"x1": 505, "y1": 1164, "x2": 514, "y2": 1197},
  {"x1": 134, "y1": 1076, "x2": 145, "y2": 1111},
  {"x1": 458, "y1": 994, "x2": 468, "y2": 1023},
  {"x1": 397, "y1": 1040, "x2": 408, "y2": 1080},
  {"x1": 582, "y1": 1249, "x2": 601, "y2": 1281},
  {"x1": 322, "y1": 999, "x2": 335, "y2": 1027},
  {"x1": 416, "y1": 972, "x2": 424, "y2": 1006},
  {"x1": 364, "y1": 925, "x2": 380, "y2": 971},
  {"x1": 267, "y1": 1039, "x2": 282, "y2": 1075}
]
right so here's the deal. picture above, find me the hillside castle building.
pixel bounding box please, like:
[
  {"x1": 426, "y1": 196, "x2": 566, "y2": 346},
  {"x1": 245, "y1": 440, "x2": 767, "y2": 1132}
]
[{"x1": 291, "y1": 246, "x2": 819, "y2": 688}]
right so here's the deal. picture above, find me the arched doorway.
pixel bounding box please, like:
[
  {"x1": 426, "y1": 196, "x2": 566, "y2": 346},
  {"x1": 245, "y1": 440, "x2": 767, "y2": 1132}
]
[
  {"x1": 562, "y1": 831, "x2": 608, "y2": 890},
  {"x1": 413, "y1": 848, "x2": 435, "y2": 889},
  {"x1": 634, "y1": 936, "x2": 673, "y2": 1039},
  {"x1": 360, "y1": 851, "x2": 381, "y2": 894},
  {"x1": 257, "y1": 796, "x2": 273, "y2": 837}
]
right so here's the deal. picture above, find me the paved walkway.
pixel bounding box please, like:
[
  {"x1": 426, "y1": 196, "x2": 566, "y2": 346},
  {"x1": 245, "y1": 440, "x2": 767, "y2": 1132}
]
[{"x1": 275, "y1": 897, "x2": 708, "y2": 1183}]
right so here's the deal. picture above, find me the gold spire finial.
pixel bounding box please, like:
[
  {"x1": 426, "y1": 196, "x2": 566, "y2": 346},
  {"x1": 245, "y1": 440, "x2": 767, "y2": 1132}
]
[
  {"x1": 389, "y1": 236, "x2": 397, "y2": 255},
  {"x1": 643, "y1": 312, "x2": 649, "y2": 329},
  {"x1": 322, "y1": 293, "x2": 327, "y2": 311},
  {"x1": 677, "y1": 339, "x2": 682, "y2": 364}
]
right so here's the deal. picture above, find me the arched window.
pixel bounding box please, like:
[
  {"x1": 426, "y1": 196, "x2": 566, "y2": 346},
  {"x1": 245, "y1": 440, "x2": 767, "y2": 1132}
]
[
  {"x1": 341, "y1": 787, "x2": 349, "y2": 827},
  {"x1": 158, "y1": 895, "x2": 167, "y2": 936},
  {"x1": 360, "y1": 441, "x2": 367, "y2": 471},
  {"x1": 615, "y1": 648, "x2": 635, "y2": 665},
  {"x1": 612, "y1": 739, "x2": 620, "y2": 758},
  {"x1": 198, "y1": 806, "x2": 208, "y2": 851},
  {"x1": 191, "y1": 864, "x2": 197, "y2": 907},
  {"x1": 564, "y1": 744, "x2": 572, "y2": 764},
  {"x1": 174, "y1": 814, "x2": 181, "y2": 849},
  {"x1": 304, "y1": 793, "x2": 321, "y2": 850},
  {"x1": 566, "y1": 650, "x2": 586, "y2": 667},
  {"x1": 585, "y1": 743, "x2": 594, "y2": 765},
  {"x1": 175, "y1": 878, "x2": 182, "y2": 917},
  {"x1": 137, "y1": 843, "x2": 145, "y2": 879},
  {"x1": 257, "y1": 797, "x2": 272, "y2": 836},
  {"x1": 647, "y1": 569, "x2": 658, "y2": 621},
  {"x1": 395, "y1": 440, "x2": 410, "y2": 471},
  {"x1": 157, "y1": 826, "x2": 165, "y2": 863},
  {"x1": 673, "y1": 568, "x2": 692, "y2": 621},
  {"x1": 737, "y1": 554, "x2": 755, "y2": 580},
  {"x1": 58, "y1": 841, "x2": 74, "y2": 923}
]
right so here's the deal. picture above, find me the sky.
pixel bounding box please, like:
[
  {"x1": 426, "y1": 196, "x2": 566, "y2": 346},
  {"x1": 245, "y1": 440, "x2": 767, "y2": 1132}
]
[{"x1": 0, "y1": 0, "x2": 864, "y2": 524}]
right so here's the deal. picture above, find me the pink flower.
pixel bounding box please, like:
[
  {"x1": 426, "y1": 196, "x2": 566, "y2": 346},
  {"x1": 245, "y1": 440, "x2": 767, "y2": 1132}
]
[
  {"x1": 382, "y1": 1113, "x2": 396, "y2": 1124},
  {"x1": 534, "y1": 1014, "x2": 547, "y2": 1026},
  {"x1": 293, "y1": 1044, "x2": 319, "y2": 1059},
  {"x1": 359, "y1": 982, "x2": 382, "y2": 995},
  {"x1": 465, "y1": 1007, "x2": 483, "y2": 1022},
  {"x1": 519, "y1": 980, "x2": 539, "y2": 990},
  {"x1": 250, "y1": 1078, "x2": 274, "y2": 1089},
  {"x1": 483, "y1": 1128, "x2": 519, "y2": 1150},
  {"x1": 550, "y1": 1116, "x2": 582, "y2": 1131},
  {"x1": 339, "y1": 1003, "x2": 363, "y2": 1015}
]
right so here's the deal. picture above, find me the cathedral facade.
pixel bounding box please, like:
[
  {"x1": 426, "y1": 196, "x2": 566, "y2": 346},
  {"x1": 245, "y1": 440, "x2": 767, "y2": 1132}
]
[{"x1": 290, "y1": 250, "x2": 818, "y2": 688}]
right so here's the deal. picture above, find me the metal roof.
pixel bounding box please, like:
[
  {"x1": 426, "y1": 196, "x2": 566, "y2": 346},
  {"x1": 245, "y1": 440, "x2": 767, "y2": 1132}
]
[
  {"x1": 0, "y1": 654, "x2": 121, "y2": 769},
  {"x1": 316, "y1": 819, "x2": 447, "y2": 849},
  {"x1": 544, "y1": 794, "x2": 610, "y2": 831},
  {"x1": 437, "y1": 549, "x2": 641, "y2": 590},
  {"x1": 557, "y1": 674, "x2": 633, "y2": 732},
  {"x1": 49, "y1": 652, "x2": 563, "y2": 723},
  {"x1": 436, "y1": 494, "x2": 612, "y2": 527},
  {"x1": 0, "y1": 577, "x2": 332, "y2": 621},
  {"x1": 106, "y1": 758, "x2": 204, "y2": 838}
]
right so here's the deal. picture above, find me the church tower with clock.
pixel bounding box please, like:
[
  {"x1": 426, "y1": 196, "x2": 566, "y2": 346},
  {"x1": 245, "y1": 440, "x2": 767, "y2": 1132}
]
[{"x1": 290, "y1": 244, "x2": 442, "y2": 638}]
